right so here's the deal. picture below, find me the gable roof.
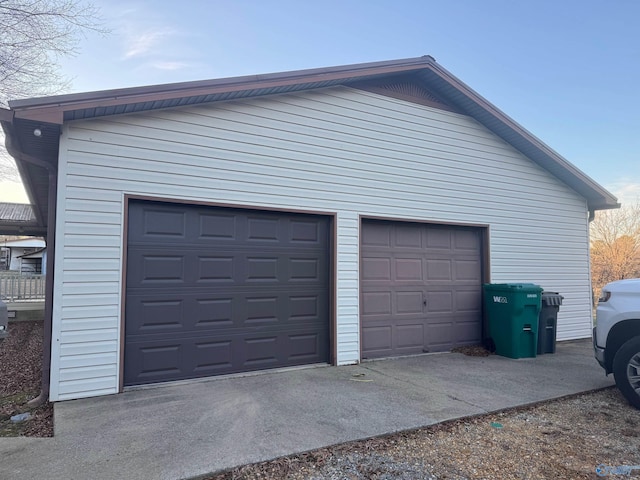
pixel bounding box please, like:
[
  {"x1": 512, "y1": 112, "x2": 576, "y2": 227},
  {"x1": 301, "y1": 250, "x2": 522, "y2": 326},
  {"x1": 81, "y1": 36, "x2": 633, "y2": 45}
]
[{"x1": 0, "y1": 56, "x2": 618, "y2": 233}]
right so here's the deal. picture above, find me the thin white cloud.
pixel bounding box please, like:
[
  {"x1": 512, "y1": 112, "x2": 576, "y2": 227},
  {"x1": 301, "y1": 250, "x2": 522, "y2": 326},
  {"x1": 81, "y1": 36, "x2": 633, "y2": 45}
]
[
  {"x1": 123, "y1": 27, "x2": 177, "y2": 59},
  {"x1": 606, "y1": 180, "x2": 640, "y2": 207},
  {"x1": 150, "y1": 61, "x2": 191, "y2": 71},
  {"x1": 96, "y1": 2, "x2": 205, "y2": 79}
]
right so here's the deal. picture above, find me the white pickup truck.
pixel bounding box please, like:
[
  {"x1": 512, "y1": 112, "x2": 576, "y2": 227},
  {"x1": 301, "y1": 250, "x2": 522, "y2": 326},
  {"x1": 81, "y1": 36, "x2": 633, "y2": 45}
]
[{"x1": 594, "y1": 278, "x2": 640, "y2": 409}]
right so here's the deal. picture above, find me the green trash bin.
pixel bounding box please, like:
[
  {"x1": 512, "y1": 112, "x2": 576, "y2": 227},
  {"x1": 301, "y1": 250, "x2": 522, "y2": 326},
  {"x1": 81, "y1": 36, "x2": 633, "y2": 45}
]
[{"x1": 483, "y1": 283, "x2": 543, "y2": 359}]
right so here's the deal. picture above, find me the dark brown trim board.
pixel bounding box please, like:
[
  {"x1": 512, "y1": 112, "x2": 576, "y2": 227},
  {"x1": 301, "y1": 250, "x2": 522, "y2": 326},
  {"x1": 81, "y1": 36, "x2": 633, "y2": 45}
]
[
  {"x1": 119, "y1": 194, "x2": 132, "y2": 392},
  {"x1": 124, "y1": 194, "x2": 337, "y2": 218},
  {"x1": 330, "y1": 214, "x2": 338, "y2": 366}
]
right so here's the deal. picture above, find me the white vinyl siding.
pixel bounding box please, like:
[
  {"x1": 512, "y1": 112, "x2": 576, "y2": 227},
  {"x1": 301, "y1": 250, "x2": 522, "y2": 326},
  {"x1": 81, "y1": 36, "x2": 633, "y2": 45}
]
[{"x1": 50, "y1": 86, "x2": 591, "y2": 400}]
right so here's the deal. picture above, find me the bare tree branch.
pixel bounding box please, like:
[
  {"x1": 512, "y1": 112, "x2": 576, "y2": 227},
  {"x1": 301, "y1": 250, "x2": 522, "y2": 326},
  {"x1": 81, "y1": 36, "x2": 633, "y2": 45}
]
[
  {"x1": 0, "y1": 140, "x2": 19, "y2": 181},
  {"x1": 0, "y1": 0, "x2": 108, "y2": 107},
  {"x1": 0, "y1": 1, "x2": 108, "y2": 190},
  {"x1": 591, "y1": 204, "x2": 640, "y2": 297}
]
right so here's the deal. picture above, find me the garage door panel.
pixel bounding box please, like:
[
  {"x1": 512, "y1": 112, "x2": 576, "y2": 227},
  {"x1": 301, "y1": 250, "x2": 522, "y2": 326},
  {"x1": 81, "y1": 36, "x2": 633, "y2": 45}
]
[
  {"x1": 193, "y1": 340, "x2": 233, "y2": 373},
  {"x1": 425, "y1": 322, "x2": 455, "y2": 350},
  {"x1": 125, "y1": 200, "x2": 330, "y2": 386},
  {"x1": 290, "y1": 219, "x2": 322, "y2": 243},
  {"x1": 454, "y1": 259, "x2": 482, "y2": 281},
  {"x1": 454, "y1": 321, "x2": 483, "y2": 343},
  {"x1": 246, "y1": 216, "x2": 280, "y2": 242},
  {"x1": 361, "y1": 222, "x2": 392, "y2": 247},
  {"x1": 395, "y1": 258, "x2": 423, "y2": 281},
  {"x1": 425, "y1": 259, "x2": 452, "y2": 281},
  {"x1": 141, "y1": 208, "x2": 187, "y2": 239},
  {"x1": 125, "y1": 342, "x2": 184, "y2": 383},
  {"x1": 125, "y1": 325, "x2": 329, "y2": 385},
  {"x1": 361, "y1": 291, "x2": 392, "y2": 316},
  {"x1": 396, "y1": 324, "x2": 424, "y2": 349},
  {"x1": 396, "y1": 291, "x2": 423, "y2": 314},
  {"x1": 129, "y1": 203, "x2": 329, "y2": 247},
  {"x1": 395, "y1": 224, "x2": 422, "y2": 247},
  {"x1": 361, "y1": 220, "x2": 483, "y2": 359},
  {"x1": 137, "y1": 254, "x2": 186, "y2": 284},
  {"x1": 289, "y1": 257, "x2": 322, "y2": 281},
  {"x1": 288, "y1": 332, "x2": 324, "y2": 360},
  {"x1": 362, "y1": 325, "x2": 392, "y2": 352},
  {"x1": 198, "y1": 256, "x2": 235, "y2": 282},
  {"x1": 127, "y1": 290, "x2": 328, "y2": 333},
  {"x1": 195, "y1": 298, "x2": 234, "y2": 326},
  {"x1": 454, "y1": 229, "x2": 481, "y2": 251},
  {"x1": 426, "y1": 291, "x2": 453, "y2": 313},
  {"x1": 361, "y1": 257, "x2": 391, "y2": 281},
  {"x1": 127, "y1": 249, "x2": 328, "y2": 288},
  {"x1": 456, "y1": 289, "x2": 482, "y2": 312},
  {"x1": 425, "y1": 228, "x2": 452, "y2": 249},
  {"x1": 198, "y1": 212, "x2": 237, "y2": 239},
  {"x1": 129, "y1": 298, "x2": 185, "y2": 332}
]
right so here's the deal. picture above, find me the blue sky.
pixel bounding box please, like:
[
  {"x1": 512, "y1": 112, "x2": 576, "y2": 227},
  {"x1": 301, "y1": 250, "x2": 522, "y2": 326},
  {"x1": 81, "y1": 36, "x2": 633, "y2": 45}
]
[{"x1": 2, "y1": 0, "x2": 639, "y2": 205}]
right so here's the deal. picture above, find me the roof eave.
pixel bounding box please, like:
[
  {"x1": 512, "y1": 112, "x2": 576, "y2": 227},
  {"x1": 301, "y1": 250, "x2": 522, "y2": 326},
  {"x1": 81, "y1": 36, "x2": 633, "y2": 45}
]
[
  {"x1": 0, "y1": 221, "x2": 46, "y2": 237},
  {"x1": 5, "y1": 56, "x2": 618, "y2": 211},
  {"x1": 9, "y1": 56, "x2": 437, "y2": 124}
]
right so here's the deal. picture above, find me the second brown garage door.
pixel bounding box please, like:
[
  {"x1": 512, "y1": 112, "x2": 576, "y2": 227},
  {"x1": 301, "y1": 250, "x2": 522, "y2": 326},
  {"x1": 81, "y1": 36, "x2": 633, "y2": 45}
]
[
  {"x1": 361, "y1": 219, "x2": 483, "y2": 359},
  {"x1": 124, "y1": 200, "x2": 331, "y2": 386}
]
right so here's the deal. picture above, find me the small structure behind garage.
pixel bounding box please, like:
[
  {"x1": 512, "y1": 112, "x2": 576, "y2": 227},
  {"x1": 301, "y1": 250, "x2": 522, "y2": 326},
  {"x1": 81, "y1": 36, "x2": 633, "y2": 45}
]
[{"x1": 0, "y1": 56, "x2": 619, "y2": 401}]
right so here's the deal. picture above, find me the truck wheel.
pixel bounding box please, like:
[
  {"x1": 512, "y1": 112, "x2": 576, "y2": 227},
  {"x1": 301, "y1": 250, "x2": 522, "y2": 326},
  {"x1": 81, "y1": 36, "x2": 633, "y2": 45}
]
[{"x1": 613, "y1": 337, "x2": 640, "y2": 409}]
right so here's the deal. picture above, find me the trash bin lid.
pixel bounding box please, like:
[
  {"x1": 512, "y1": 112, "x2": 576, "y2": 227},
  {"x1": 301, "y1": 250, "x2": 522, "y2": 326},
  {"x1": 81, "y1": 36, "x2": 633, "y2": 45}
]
[
  {"x1": 483, "y1": 283, "x2": 542, "y2": 292},
  {"x1": 541, "y1": 291, "x2": 564, "y2": 306}
]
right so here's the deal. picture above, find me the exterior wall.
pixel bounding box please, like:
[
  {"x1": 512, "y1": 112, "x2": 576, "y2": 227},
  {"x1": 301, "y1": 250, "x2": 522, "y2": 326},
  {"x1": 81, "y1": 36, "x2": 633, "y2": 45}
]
[
  {"x1": 9, "y1": 247, "x2": 31, "y2": 271},
  {"x1": 51, "y1": 86, "x2": 591, "y2": 401},
  {"x1": 8, "y1": 248, "x2": 24, "y2": 271}
]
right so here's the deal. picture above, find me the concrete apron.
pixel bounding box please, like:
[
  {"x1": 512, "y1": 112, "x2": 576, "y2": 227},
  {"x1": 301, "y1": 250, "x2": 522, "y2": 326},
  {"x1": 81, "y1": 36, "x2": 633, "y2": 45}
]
[{"x1": 0, "y1": 340, "x2": 614, "y2": 480}]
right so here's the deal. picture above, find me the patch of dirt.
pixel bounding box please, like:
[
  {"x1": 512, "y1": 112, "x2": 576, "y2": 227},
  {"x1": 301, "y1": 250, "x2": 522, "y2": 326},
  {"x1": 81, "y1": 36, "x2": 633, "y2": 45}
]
[
  {"x1": 206, "y1": 388, "x2": 640, "y2": 480},
  {"x1": 450, "y1": 344, "x2": 493, "y2": 357},
  {"x1": 0, "y1": 321, "x2": 53, "y2": 437}
]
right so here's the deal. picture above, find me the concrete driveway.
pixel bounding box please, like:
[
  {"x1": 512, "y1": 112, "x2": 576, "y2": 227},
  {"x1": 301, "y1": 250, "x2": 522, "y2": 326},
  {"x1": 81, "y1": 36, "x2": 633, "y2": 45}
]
[{"x1": 0, "y1": 340, "x2": 614, "y2": 480}]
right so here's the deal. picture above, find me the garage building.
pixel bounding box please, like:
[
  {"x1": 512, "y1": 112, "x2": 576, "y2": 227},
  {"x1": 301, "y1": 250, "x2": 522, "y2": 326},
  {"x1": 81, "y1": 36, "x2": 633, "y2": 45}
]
[{"x1": 0, "y1": 56, "x2": 618, "y2": 401}]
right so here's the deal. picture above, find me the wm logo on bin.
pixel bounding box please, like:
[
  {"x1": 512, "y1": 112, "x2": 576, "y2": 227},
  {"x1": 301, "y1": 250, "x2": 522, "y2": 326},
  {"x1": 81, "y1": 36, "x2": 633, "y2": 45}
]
[{"x1": 493, "y1": 296, "x2": 508, "y2": 303}]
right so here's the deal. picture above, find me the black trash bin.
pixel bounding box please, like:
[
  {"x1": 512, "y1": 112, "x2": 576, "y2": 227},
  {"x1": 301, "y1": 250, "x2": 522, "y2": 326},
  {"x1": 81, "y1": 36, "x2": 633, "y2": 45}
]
[
  {"x1": 0, "y1": 300, "x2": 7, "y2": 340},
  {"x1": 537, "y1": 292, "x2": 563, "y2": 354}
]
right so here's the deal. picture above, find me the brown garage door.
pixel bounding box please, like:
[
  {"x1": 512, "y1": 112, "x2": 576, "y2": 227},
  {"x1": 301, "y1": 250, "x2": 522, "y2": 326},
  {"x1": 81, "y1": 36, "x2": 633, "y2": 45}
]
[
  {"x1": 124, "y1": 200, "x2": 330, "y2": 386},
  {"x1": 361, "y1": 220, "x2": 483, "y2": 359}
]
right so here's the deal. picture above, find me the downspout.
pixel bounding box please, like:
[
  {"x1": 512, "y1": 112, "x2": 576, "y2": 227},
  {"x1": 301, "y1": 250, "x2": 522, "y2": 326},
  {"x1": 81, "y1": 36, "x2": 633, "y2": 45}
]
[
  {"x1": 2, "y1": 125, "x2": 58, "y2": 407},
  {"x1": 27, "y1": 168, "x2": 56, "y2": 407}
]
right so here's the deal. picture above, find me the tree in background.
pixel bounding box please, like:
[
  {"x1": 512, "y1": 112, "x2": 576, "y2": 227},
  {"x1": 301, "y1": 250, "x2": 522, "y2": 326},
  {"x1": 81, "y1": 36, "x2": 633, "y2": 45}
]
[
  {"x1": 591, "y1": 203, "x2": 640, "y2": 299},
  {"x1": 0, "y1": 0, "x2": 106, "y2": 180}
]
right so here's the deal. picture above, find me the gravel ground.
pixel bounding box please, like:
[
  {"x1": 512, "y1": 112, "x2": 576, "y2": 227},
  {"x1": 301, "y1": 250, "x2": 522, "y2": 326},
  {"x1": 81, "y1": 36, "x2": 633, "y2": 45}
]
[
  {"x1": 2, "y1": 322, "x2": 638, "y2": 479},
  {"x1": 206, "y1": 388, "x2": 640, "y2": 480},
  {"x1": 0, "y1": 321, "x2": 53, "y2": 437}
]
